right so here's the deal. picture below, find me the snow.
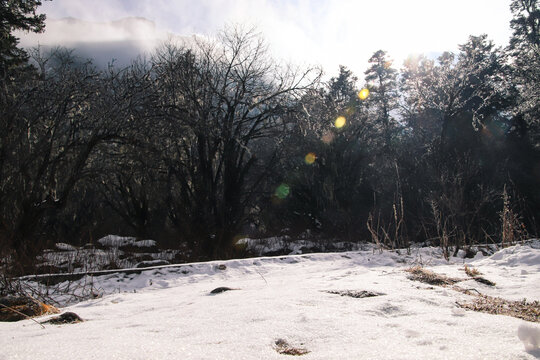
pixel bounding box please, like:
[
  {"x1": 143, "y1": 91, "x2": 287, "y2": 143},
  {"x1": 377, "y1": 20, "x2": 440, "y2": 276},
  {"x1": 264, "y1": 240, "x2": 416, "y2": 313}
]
[
  {"x1": 54, "y1": 243, "x2": 78, "y2": 252},
  {"x1": 36, "y1": 236, "x2": 171, "y2": 273},
  {"x1": 133, "y1": 240, "x2": 157, "y2": 248},
  {"x1": 1, "y1": 241, "x2": 540, "y2": 359},
  {"x1": 236, "y1": 236, "x2": 368, "y2": 256},
  {"x1": 518, "y1": 324, "x2": 540, "y2": 352},
  {"x1": 96, "y1": 235, "x2": 157, "y2": 249},
  {"x1": 97, "y1": 235, "x2": 137, "y2": 248}
]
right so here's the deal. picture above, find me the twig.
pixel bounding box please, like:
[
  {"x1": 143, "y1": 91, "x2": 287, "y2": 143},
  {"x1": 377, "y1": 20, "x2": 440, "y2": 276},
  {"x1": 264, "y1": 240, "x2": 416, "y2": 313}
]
[
  {"x1": 0, "y1": 303, "x2": 46, "y2": 329},
  {"x1": 453, "y1": 286, "x2": 482, "y2": 296},
  {"x1": 255, "y1": 268, "x2": 267, "y2": 285}
]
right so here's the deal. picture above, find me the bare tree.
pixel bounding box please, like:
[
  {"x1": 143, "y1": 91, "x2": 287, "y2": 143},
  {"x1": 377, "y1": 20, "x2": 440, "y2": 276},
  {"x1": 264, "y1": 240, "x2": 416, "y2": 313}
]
[
  {"x1": 0, "y1": 48, "x2": 151, "y2": 268},
  {"x1": 153, "y1": 26, "x2": 320, "y2": 257}
]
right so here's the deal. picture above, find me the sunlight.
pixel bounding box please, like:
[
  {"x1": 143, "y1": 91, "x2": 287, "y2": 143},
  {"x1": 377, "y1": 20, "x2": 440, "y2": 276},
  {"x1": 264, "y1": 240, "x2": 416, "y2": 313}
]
[
  {"x1": 335, "y1": 116, "x2": 346, "y2": 128},
  {"x1": 358, "y1": 88, "x2": 369, "y2": 100},
  {"x1": 305, "y1": 152, "x2": 316, "y2": 165}
]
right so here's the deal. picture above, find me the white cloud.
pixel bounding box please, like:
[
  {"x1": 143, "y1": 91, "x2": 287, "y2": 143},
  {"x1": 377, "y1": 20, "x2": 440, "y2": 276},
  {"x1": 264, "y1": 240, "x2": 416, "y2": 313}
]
[
  {"x1": 17, "y1": 0, "x2": 513, "y2": 78},
  {"x1": 18, "y1": 17, "x2": 166, "y2": 48}
]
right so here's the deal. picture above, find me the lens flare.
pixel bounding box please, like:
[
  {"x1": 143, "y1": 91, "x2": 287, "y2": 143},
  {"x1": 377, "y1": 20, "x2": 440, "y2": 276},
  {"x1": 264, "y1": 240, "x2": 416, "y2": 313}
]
[
  {"x1": 335, "y1": 116, "x2": 346, "y2": 128},
  {"x1": 481, "y1": 125, "x2": 493, "y2": 138},
  {"x1": 358, "y1": 88, "x2": 370, "y2": 100},
  {"x1": 305, "y1": 152, "x2": 316, "y2": 164},
  {"x1": 321, "y1": 130, "x2": 335, "y2": 144},
  {"x1": 275, "y1": 183, "x2": 290, "y2": 199}
]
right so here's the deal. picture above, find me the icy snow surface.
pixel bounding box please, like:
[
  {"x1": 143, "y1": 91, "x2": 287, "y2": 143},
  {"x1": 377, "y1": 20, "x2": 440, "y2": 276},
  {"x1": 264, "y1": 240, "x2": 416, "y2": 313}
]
[
  {"x1": 96, "y1": 235, "x2": 157, "y2": 249},
  {"x1": 97, "y1": 235, "x2": 137, "y2": 248},
  {"x1": 2, "y1": 242, "x2": 540, "y2": 359},
  {"x1": 132, "y1": 239, "x2": 157, "y2": 248},
  {"x1": 54, "y1": 243, "x2": 78, "y2": 252}
]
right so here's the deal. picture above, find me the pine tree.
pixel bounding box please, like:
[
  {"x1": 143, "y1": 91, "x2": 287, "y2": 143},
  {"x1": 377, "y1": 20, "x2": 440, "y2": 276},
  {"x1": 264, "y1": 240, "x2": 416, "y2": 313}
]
[
  {"x1": 0, "y1": 0, "x2": 46, "y2": 79},
  {"x1": 364, "y1": 50, "x2": 398, "y2": 151},
  {"x1": 507, "y1": 0, "x2": 540, "y2": 146}
]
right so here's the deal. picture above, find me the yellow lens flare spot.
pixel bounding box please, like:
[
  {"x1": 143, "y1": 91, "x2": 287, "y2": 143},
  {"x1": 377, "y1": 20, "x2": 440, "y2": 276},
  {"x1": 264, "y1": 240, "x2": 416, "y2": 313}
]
[
  {"x1": 305, "y1": 152, "x2": 316, "y2": 164},
  {"x1": 358, "y1": 88, "x2": 370, "y2": 100},
  {"x1": 335, "y1": 116, "x2": 346, "y2": 128}
]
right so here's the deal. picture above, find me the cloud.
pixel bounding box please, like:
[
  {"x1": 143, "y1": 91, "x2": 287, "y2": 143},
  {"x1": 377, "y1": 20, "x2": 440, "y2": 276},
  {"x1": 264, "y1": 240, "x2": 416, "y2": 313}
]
[
  {"x1": 17, "y1": 0, "x2": 513, "y2": 78},
  {"x1": 17, "y1": 17, "x2": 177, "y2": 67}
]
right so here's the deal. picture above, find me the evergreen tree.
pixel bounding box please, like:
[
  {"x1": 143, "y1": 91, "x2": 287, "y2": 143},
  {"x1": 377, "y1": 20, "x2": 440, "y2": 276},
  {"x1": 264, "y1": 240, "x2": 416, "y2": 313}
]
[
  {"x1": 0, "y1": 0, "x2": 47, "y2": 79},
  {"x1": 507, "y1": 0, "x2": 540, "y2": 146},
  {"x1": 364, "y1": 50, "x2": 399, "y2": 151}
]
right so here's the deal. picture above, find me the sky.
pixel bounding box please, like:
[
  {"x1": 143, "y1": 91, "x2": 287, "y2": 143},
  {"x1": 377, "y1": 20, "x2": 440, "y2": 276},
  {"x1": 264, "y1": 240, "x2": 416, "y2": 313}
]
[{"x1": 18, "y1": 0, "x2": 514, "y2": 79}]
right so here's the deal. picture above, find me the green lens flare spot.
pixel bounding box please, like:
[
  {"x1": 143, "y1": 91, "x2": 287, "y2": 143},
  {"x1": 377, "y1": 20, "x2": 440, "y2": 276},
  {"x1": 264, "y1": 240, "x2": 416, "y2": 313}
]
[{"x1": 275, "y1": 183, "x2": 290, "y2": 199}]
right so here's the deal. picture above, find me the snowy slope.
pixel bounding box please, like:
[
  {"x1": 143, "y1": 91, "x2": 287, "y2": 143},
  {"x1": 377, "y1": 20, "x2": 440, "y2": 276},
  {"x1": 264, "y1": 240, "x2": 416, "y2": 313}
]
[{"x1": 1, "y1": 243, "x2": 539, "y2": 359}]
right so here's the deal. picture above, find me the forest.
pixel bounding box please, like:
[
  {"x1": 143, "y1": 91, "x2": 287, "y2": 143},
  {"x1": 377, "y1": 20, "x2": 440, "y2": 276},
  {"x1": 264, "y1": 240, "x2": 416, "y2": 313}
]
[{"x1": 0, "y1": 0, "x2": 539, "y2": 273}]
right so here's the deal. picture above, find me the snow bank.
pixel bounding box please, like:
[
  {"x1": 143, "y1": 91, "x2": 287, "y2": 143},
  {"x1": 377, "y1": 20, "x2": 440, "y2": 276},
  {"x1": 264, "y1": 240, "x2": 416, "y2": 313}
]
[
  {"x1": 236, "y1": 236, "x2": 368, "y2": 256},
  {"x1": 2, "y1": 242, "x2": 539, "y2": 359},
  {"x1": 97, "y1": 235, "x2": 157, "y2": 249},
  {"x1": 518, "y1": 324, "x2": 540, "y2": 351},
  {"x1": 54, "y1": 243, "x2": 77, "y2": 251},
  {"x1": 133, "y1": 240, "x2": 157, "y2": 248},
  {"x1": 484, "y1": 243, "x2": 540, "y2": 267},
  {"x1": 97, "y1": 235, "x2": 136, "y2": 248}
]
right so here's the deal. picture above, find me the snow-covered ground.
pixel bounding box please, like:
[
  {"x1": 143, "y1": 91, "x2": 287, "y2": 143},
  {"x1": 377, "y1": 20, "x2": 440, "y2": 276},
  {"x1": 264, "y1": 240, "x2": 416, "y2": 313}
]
[
  {"x1": 37, "y1": 235, "x2": 178, "y2": 273},
  {"x1": 1, "y1": 242, "x2": 539, "y2": 359}
]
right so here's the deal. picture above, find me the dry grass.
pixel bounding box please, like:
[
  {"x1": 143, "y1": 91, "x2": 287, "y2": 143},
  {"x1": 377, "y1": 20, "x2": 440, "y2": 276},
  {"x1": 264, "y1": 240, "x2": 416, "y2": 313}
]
[
  {"x1": 462, "y1": 265, "x2": 496, "y2": 286},
  {"x1": 274, "y1": 339, "x2": 310, "y2": 356},
  {"x1": 463, "y1": 264, "x2": 482, "y2": 277},
  {"x1": 406, "y1": 266, "x2": 535, "y2": 322},
  {"x1": 457, "y1": 295, "x2": 540, "y2": 323},
  {"x1": 324, "y1": 290, "x2": 384, "y2": 298},
  {"x1": 405, "y1": 266, "x2": 462, "y2": 286},
  {"x1": 0, "y1": 296, "x2": 59, "y2": 322}
]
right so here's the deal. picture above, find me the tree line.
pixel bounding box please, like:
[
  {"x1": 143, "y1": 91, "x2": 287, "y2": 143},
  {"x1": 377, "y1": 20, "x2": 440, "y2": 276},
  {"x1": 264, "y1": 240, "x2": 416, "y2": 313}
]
[{"x1": 1, "y1": 0, "x2": 539, "y2": 268}]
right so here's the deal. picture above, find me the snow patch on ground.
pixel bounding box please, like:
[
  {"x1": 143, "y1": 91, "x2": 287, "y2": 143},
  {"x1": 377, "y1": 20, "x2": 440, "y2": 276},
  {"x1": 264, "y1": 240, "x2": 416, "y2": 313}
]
[
  {"x1": 132, "y1": 239, "x2": 157, "y2": 248},
  {"x1": 2, "y1": 242, "x2": 539, "y2": 359},
  {"x1": 96, "y1": 235, "x2": 156, "y2": 249},
  {"x1": 97, "y1": 235, "x2": 137, "y2": 248},
  {"x1": 237, "y1": 236, "x2": 372, "y2": 256},
  {"x1": 518, "y1": 324, "x2": 540, "y2": 351},
  {"x1": 54, "y1": 242, "x2": 78, "y2": 251}
]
